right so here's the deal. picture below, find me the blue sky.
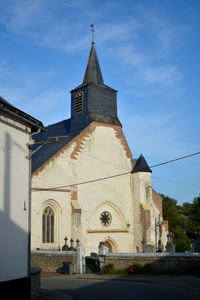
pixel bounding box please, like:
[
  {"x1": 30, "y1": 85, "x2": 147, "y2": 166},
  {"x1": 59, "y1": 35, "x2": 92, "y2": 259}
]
[{"x1": 0, "y1": 0, "x2": 200, "y2": 204}]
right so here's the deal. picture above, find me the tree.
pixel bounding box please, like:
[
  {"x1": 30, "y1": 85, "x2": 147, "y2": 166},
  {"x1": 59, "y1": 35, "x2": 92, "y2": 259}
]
[
  {"x1": 189, "y1": 196, "x2": 200, "y2": 239},
  {"x1": 173, "y1": 226, "x2": 191, "y2": 252},
  {"x1": 161, "y1": 193, "x2": 200, "y2": 251},
  {"x1": 161, "y1": 194, "x2": 178, "y2": 232}
]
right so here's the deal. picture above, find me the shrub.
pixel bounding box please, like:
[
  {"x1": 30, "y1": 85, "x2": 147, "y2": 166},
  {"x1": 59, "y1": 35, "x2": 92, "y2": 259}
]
[
  {"x1": 103, "y1": 264, "x2": 115, "y2": 274},
  {"x1": 127, "y1": 264, "x2": 140, "y2": 274}
]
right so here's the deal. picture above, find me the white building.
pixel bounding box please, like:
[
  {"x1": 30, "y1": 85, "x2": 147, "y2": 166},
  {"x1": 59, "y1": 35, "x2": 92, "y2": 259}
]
[
  {"x1": 0, "y1": 96, "x2": 44, "y2": 297},
  {"x1": 31, "y1": 41, "x2": 168, "y2": 255}
]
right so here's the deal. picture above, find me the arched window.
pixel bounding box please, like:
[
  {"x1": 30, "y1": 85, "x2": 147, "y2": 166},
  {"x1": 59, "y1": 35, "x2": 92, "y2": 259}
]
[
  {"x1": 75, "y1": 92, "x2": 83, "y2": 113},
  {"x1": 42, "y1": 206, "x2": 54, "y2": 243}
]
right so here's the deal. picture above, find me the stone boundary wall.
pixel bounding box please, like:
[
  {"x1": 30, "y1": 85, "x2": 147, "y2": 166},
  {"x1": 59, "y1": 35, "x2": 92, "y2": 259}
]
[
  {"x1": 31, "y1": 251, "x2": 77, "y2": 273},
  {"x1": 104, "y1": 253, "x2": 200, "y2": 272}
]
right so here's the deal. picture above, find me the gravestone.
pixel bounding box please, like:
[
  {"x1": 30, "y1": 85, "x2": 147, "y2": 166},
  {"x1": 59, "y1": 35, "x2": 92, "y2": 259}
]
[
  {"x1": 98, "y1": 242, "x2": 109, "y2": 270},
  {"x1": 165, "y1": 232, "x2": 176, "y2": 253},
  {"x1": 62, "y1": 237, "x2": 69, "y2": 251},
  {"x1": 141, "y1": 238, "x2": 154, "y2": 253},
  {"x1": 98, "y1": 242, "x2": 109, "y2": 255},
  {"x1": 69, "y1": 239, "x2": 74, "y2": 251}
]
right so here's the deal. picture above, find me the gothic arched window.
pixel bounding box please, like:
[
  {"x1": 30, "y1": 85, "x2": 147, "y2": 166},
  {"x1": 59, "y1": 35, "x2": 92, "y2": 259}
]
[
  {"x1": 42, "y1": 206, "x2": 54, "y2": 243},
  {"x1": 75, "y1": 92, "x2": 83, "y2": 113}
]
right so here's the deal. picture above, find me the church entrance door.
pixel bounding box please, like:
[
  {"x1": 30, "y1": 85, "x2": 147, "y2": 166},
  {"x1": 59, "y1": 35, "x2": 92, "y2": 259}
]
[{"x1": 104, "y1": 240, "x2": 112, "y2": 252}]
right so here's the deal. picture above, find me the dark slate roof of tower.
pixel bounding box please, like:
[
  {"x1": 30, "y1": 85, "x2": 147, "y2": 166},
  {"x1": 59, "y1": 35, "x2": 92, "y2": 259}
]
[
  {"x1": 83, "y1": 41, "x2": 104, "y2": 86},
  {"x1": 71, "y1": 42, "x2": 116, "y2": 93},
  {"x1": 131, "y1": 154, "x2": 152, "y2": 173},
  {"x1": 32, "y1": 119, "x2": 79, "y2": 172}
]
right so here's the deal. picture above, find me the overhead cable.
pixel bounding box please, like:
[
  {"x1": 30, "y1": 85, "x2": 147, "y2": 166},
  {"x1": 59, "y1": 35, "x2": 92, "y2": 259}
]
[{"x1": 32, "y1": 151, "x2": 200, "y2": 191}]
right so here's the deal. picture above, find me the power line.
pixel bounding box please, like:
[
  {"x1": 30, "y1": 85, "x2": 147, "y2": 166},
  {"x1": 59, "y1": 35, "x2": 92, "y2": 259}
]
[
  {"x1": 149, "y1": 151, "x2": 200, "y2": 169},
  {"x1": 32, "y1": 171, "x2": 130, "y2": 192},
  {"x1": 151, "y1": 176, "x2": 200, "y2": 188},
  {"x1": 32, "y1": 151, "x2": 200, "y2": 191}
]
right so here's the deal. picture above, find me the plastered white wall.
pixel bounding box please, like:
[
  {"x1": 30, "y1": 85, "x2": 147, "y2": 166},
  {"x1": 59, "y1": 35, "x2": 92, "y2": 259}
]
[
  {"x1": 31, "y1": 122, "x2": 167, "y2": 255},
  {"x1": 0, "y1": 118, "x2": 30, "y2": 282}
]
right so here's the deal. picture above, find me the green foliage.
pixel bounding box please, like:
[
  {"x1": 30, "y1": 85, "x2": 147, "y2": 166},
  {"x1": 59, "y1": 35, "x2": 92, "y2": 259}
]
[
  {"x1": 174, "y1": 240, "x2": 190, "y2": 252},
  {"x1": 190, "y1": 197, "x2": 200, "y2": 225},
  {"x1": 162, "y1": 193, "x2": 200, "y2": 251},
  {"x1": 103, "y1": 263, "x2": 200, "y2": 275},
  {"x1": 162, "y1": 195, "x2": 178, "y2": 232},
  {"x1": 103, "y1": 264, "x2": 127, "y2": 275},
  {"x1": 103, "y1": 264, "x2": 115, "y2": 274}
]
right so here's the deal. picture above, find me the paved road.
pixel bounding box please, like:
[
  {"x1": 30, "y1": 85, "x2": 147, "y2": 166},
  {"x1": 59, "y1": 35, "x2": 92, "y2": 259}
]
[{"x1": 41, "y1": 275, "x2": 200, "y2": 300}]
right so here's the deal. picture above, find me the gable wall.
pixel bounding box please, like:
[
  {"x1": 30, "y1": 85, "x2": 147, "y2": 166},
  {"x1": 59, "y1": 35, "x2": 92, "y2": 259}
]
[
  {"x1": 31, "y1": 122, "x2": 135, "y2": 253},
  {"x1": 31, "y1": 121, "x2": 166, "y2": 254}
]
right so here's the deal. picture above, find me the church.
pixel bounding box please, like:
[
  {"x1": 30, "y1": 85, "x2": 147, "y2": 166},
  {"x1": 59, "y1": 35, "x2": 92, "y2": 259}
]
[{"x1": 31, "y1": 38, "x2": 168, "y2": 255}]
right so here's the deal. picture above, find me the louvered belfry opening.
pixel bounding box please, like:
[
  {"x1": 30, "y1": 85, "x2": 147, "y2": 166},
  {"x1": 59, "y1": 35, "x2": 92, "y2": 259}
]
[{"x1": 75, "y1": 92, "x2": 83, "y2": 113}]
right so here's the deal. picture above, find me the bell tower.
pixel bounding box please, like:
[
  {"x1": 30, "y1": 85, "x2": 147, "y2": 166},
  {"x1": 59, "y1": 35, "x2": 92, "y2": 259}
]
[{"x1": 70, "y1": 26, "x2": 121, "y2": 133}]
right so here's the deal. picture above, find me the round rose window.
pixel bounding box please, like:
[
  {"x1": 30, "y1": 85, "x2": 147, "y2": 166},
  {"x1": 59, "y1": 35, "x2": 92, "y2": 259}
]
[{"x1": 100, "y1": 211, "x2": 112, "y2": 226}]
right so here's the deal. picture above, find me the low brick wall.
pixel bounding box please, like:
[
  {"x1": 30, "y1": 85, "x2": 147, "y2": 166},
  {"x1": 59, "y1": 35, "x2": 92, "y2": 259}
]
[
  {"x1": 31, "y1": 251, "x2": 77, "y2": 273},
  {"x1": 104, "y1": 253, "x2": 200, "y2": 273}
]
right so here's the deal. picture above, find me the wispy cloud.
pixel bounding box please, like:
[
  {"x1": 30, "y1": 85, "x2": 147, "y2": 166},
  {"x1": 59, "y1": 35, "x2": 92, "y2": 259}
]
[
  {"x1": 122, "y1": 113, "x2": 191, "y2": 162},
  {"x1": 110, "y1": 43, "x2": 182, "y2": 92},
  {"x1": 0, "y1": 0, "x2": 47, "y2": 33}
]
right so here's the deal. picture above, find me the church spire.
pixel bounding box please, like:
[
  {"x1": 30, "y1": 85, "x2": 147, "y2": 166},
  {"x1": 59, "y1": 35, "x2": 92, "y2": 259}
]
[
  {"x1": 70, "y1": 26, "x2": 121, "y2": 133},
  {"x1": 83, "y1": 25, "x2": 104, "y2": 86}
]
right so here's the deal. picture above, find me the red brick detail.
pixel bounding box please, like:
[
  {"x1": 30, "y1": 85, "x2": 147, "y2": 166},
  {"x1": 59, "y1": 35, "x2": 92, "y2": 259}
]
[
  {"x1": 93, "y1": 122, "x2": 133, "y2": 164},
  {"x1": 71, "y1": 191, "x2": 77, "y2": 200},
  {"x1": 140, "y1": 205, "x2": 151, "y2": 238},
  {"x1": 32, "y1": 121, "x2": 133, "y2": 175},
  {"x1": 162, "y1": 220, "x2": 168, "y2": 231},
  {"x1": 152, "y1": 189, "x2": 163, "y2": 217},
  {"x1": 71, "y1": 202, "x2": 81, "y2": 214}
]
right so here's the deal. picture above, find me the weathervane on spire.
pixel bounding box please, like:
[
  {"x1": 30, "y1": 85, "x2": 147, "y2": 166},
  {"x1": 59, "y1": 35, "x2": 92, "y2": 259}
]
[{"x1": 91, "y1": 24, "x2": 95, "y2": 44}]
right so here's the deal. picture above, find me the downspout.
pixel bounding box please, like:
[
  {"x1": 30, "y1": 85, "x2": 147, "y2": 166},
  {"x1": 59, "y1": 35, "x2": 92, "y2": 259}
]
[{"x1": 27, "y1": 128, "x2": 41, "y2": 277}]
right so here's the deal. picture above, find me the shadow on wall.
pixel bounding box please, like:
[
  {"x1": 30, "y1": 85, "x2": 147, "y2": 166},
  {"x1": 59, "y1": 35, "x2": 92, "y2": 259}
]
[{"x1": 0, "y1": 132, "x2": 30, "y2": 298}]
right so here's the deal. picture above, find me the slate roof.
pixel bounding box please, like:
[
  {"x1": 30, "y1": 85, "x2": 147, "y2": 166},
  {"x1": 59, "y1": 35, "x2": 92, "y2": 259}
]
[
  {"x1": 0, "y1": 96, "x2": 44, "y2": 131},
  {"x1": 131, "y1": 154, "x2": 152, "y2": 173},
  {"x1": 70, "y1": 42, "x2": 117, "y2": 93},
  {"x1": 83, "y1": 41, "x2": 104, "y2": 86},
  {"x1": 32, "y1": 119, "x2": 79, "y2": 173},
  {"x1": 0, "y1": 95, "x2": 13, "y2": 106}
]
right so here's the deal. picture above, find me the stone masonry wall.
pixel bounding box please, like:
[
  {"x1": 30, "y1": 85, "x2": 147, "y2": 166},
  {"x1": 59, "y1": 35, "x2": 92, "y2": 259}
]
[
  {"x1": 31, "y1": 251, "x2": 77, "y2": 273},
  {"x1": 105, "y1": 253, "x2": 200, "y2": 272}
]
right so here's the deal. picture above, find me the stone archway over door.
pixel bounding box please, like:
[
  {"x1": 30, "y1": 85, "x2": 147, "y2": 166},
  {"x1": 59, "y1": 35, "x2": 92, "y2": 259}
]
[{"x1": 104, "y1": 240, "x2": 112, "y2": 252}]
